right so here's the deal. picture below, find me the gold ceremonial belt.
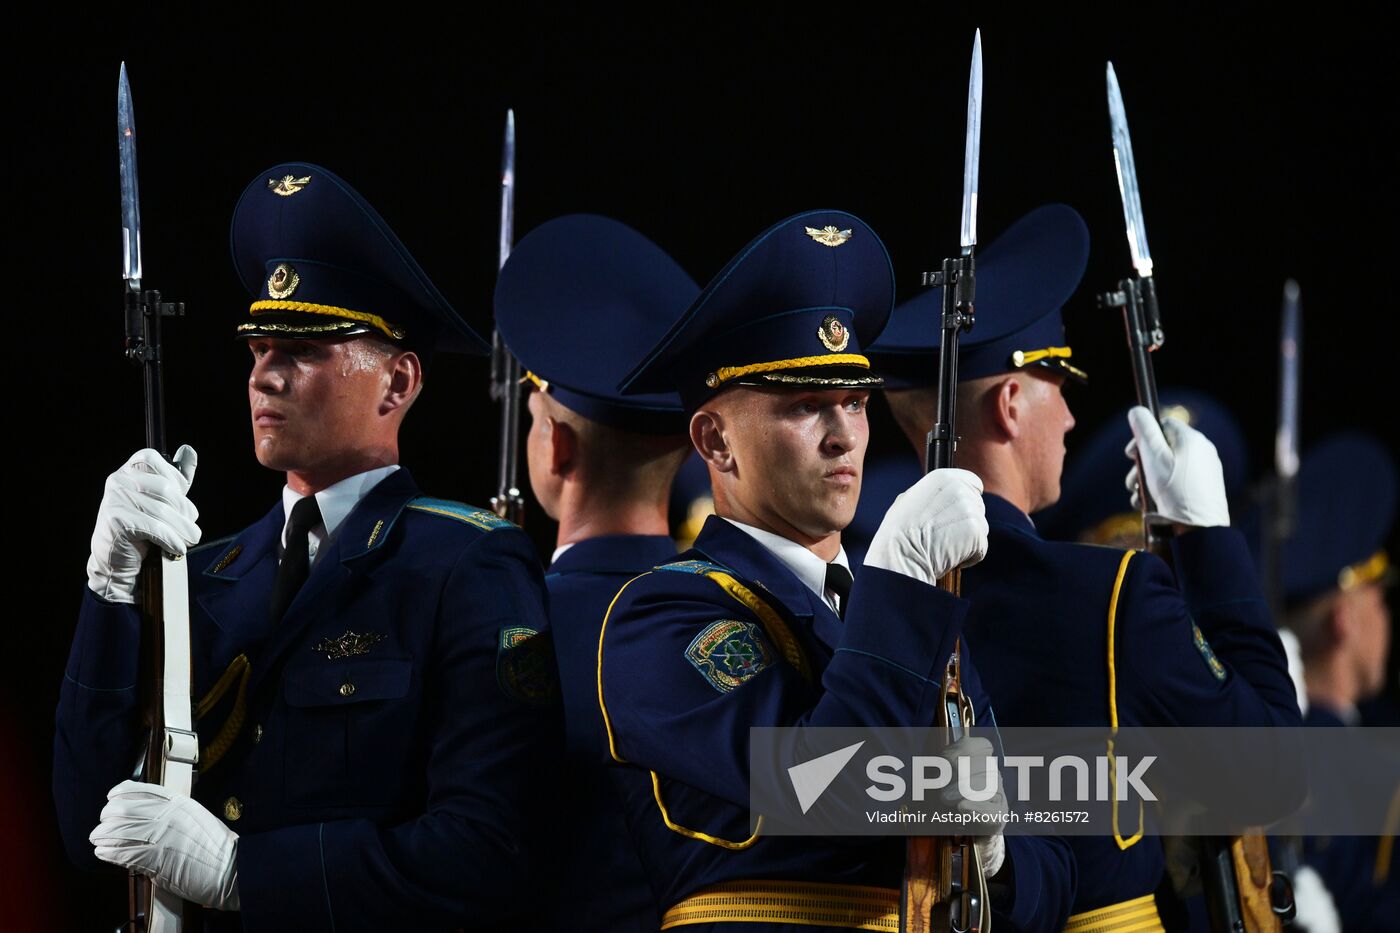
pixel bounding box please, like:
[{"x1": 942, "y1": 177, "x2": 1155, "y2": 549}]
[
  {"x1": 1063, "y1": 893, "x2": 1164, "y2": 933},
  {"x1": 662, "y1": 880, "x2": 900, "y2": 931}
]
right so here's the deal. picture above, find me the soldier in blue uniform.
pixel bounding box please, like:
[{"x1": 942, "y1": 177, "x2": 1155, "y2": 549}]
[
  {"x1": 597, "y1": 210, "x2": 1077, "y2": 931},
  {"x1": 493, "y1": 214, "x2": 699, "y2": 931},
  {"x1": 55, "y1": 163, "x2": 559, "y2": 931},
  {"x1": 869, "y1": 204, "x2": 1306, "y2": 930},
  {"x1": 1244, "y1": 433, "x2": 1398, "y2": 930}
]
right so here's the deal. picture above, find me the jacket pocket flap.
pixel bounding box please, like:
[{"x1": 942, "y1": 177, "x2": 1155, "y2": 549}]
[{"x1": 284, "y1": 658, "x2": 412, "y2": 707}]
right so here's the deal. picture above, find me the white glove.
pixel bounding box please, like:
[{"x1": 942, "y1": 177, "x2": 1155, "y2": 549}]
[
  {"x1": 1123, "y1": 408, "x2": 1230, "y2": 529},
  {"x1": 935, "y1": 736, "x2": 1008, "y2": 877},
  {"x1": 864, "y1": 469, "x2": 988, "y2": 585},
  {"x1": 1291, "y1": 864, "x2": 1340, "y2": 933},
  {"x1": 90, "y1": 780, "x2": 239, "y2": 911},
  {"x1": 87, "y1": 446, "x2": 200, "y2": 603}
]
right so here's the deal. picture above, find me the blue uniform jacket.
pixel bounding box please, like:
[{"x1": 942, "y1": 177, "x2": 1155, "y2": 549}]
[
  {"x1": 1300, "y1": 705, "x2": 1399, "y2": 930},
  {"x1": 597, "y1": 514, "x2": 1076, "y2": 932},
  {"x1": 54, "y1": 469, "x2": 561, "y2": 932},
  {"x1": 543, "y1": 534, "x2": 677, "y2": 932},
  {"x1": 960, "y1": 494, "x2": 1305, "y2": 918}
]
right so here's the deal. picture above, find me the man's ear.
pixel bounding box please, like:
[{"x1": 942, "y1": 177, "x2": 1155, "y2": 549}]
[
  {"x1": 549, "y1": 417, "x2": 578, "y2": 477},
  {"x1": 383, "y1": 350, "x2": 424, "y2": 414},
  {"x1": 990, "y1": 375, "x2": 1023, "y2": 441},
  {"x1": 691, "y1": 408, "x2": 735, "y2": 474}
]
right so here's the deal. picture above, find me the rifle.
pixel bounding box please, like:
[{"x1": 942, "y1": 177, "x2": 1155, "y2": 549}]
[
  {"x1": 1096, "y1": 62, "x2": 1291, "y2": 933},
  {"x1": 901, "y1": 30, "x2": 988, "y2": 933},
  {"x1": 490, "y1": 109, "x2": 526, "y2": 524},
  {"x1": 118, "y1": 62, "x2": 196, "y2": 933}
]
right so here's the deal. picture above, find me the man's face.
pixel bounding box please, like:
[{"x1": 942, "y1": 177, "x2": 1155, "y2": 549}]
[
  {"x1": 247, "y1": 336, "x2": 392, "y2": 475},
  {"x1": 1342, "y1": 583, "x2": 1392, "y2": 698},
  {"x1": 1017, "y1": 370, "x2": 1076, "y2": 512},
  {"x1": 710, "y1": 387, "x2": 869, "y2": 541}
]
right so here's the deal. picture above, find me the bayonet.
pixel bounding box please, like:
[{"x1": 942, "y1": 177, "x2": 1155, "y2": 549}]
[
  {"x1": 1276, "y1": 280, "x2": 1301, "y2": 485},
  {"x1": 1098, "y1": 62, "x2": 1165, "y2": 545},
  {"x1": 490, "y1": 109, "x2": 526, "y2": 525}
]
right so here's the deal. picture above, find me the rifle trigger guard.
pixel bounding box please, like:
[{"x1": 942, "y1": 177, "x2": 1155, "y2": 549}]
[{"x1": 163, "y1": 726, "x2": 200, "y2": 766}]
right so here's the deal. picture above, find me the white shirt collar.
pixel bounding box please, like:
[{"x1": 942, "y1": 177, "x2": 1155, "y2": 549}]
[
  {"x1": 281, "y1": 465, "x2": 401, "y2": 562},
  {"x1": 551, "y1": 542, "x2": 574, "y2": 565},
  {"x1": 722, "y1": 517, "x2": 851, "y2": 614}
]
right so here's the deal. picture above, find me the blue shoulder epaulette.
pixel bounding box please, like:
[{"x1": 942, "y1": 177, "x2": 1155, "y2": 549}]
[
  {"x1": 405, "y1": 497, "x2": 515, "y2": 532},
  {"x1": 655, "y1": 558, "x2": 731, "y2": 575}
]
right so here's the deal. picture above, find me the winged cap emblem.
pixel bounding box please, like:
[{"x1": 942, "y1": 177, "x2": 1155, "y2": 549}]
[
  {"x1": 268, "y1": 174, "x2": 312, "y2": 197},
  {"x1": 805, "y1": 225, "x2": 853, "y2": 247}
]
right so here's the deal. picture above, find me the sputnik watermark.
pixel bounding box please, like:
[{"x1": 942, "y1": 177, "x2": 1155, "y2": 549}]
[{"x1": 749, "y1": 725, "x2": 1392, "y2": 837}]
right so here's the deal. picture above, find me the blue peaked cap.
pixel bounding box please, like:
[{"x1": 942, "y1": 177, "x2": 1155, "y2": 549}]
[
  {"x1": 868, "y1": 204, "x2": 1090, "y2": 388},
  {"x1": 493, "y1": 214, "x2": 698, "y2": 434},
  {"x1": 231, "y1": 162, "x2": 488, "y2": 356},
  {"x1": 618, "y1": 210, "x2": 894, "y2": 411},
  {"x1": 1242, "y1": 433, "x2": 1397, "y2": 605}
]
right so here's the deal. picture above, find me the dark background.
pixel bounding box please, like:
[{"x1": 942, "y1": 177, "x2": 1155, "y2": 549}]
[{"x1": 9, "y1": 9, "x2": 1394, "y2": 929}]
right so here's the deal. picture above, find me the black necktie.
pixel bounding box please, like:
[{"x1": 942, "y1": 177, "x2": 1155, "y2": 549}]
[
  {"x1": 825, "y1": 562, "x2": 854, "y2": 619},
  {"x1": 270, "y1": 495, "x2": 323, "y2": 622}
]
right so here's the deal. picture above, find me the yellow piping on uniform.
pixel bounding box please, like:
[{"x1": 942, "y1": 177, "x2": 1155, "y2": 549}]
[
  {"x1": 598, "y1": 572, "x2": 650, "y2": 764},
  {"x1": 249, "y1": 299, "x2": 405, "y2": 340},
  {"x1": 649, "y1": 771, "x2": 763, "y2": 850},
  {"x1": 1377, "y1": 780, "x2": 1400, "y2": 885},
  {"x1": 1107, "y1": 550, "x2": 1144, "y2": 851},
  {"x1": 709, "y1": 353, "x2": 869, "y2": 388},
  {"x1": 522, "y1": 371, "x2": 550, "y2": 391}
]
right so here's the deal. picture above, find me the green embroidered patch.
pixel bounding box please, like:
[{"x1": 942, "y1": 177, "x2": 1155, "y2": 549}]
[
  {"x1": 497, "y1": 626, "x2": 559, "y2": 706},
  {"x1": 686, "y1": 619, "x2": 775, "y2": 694},
  {"x1": 1192, "y1": 622, "x2": 1227, "y2": 681}
]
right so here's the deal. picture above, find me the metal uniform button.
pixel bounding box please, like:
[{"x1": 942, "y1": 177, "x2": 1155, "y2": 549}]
[
  {"x1": 223, "y1": 797, "x2": 243, "y2": 821},
  {"x1": 252, "y1": 724, "x2": 263, "y2": 744},
  {"x1": 340, "y1": 682, "x2": 356, "y2": 697}
]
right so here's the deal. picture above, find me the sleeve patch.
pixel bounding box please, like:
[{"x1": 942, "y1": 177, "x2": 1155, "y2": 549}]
[
  {"x1": 686, "y1": 620, "x2": 775, "y2": 694},
  {"x1": 1192, "y1": 622, "x2": 1228, "y2": 681},
  {"x1": 497, "y1": 626, "x2": 559, "y2": 706}
]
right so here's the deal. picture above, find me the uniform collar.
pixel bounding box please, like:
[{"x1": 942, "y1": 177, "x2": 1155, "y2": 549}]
[
  {"x1": 720, "y1": 518, "x2": 849, "y2": 614},
  {"x1": 548, "y1": 534, "x2": 677, "y2": 575},
  {"x1": 280, "y1": 464, "x2": 402, "y2": 553},
  {"x1": 985, "y1": 492, "x2": 1039, "y2": 537}
]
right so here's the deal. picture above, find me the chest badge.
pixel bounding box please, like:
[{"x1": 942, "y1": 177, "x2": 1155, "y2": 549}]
[{"x1": 312, "y1": 630, "x2": 385, "y2": 660}]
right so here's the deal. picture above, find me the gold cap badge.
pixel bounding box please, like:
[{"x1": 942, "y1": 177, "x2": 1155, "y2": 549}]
[
  {"x1": 268, "y1": 174, "x2": 312, "y2": 197},
  {"x1": 267, "y1": 262, "x2": 300, "y2": 299},
  {"x1": 817, "y1": 315, "x2": 850, "y2": 352},
  {"x1": 805, "y1": 225, "x2": 853, "y2": 247}
]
